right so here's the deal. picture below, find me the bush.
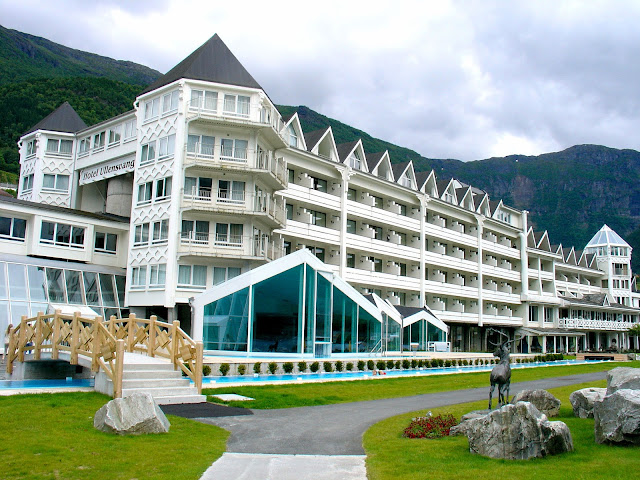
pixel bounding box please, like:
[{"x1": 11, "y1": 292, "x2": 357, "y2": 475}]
[
  {"x1": 444, "y1": 360, "x2": 452, "y2": 367},
  {"x1": 367, "y1": 360, "x2": 375, "y2": 371},
  {"x1": 403, "y1": 359, "x2": 411, "y2": 369},
  {"x1": 253, "y1": 362, "x2": 261, "y2": 374},
  {"x1": 346, "y1": 362, "x2": 354, "y2": 371},
  {"x1": 335, "y1": 360, "x2": 344, "y2": 372},
  {"x1": 395, "y1": 360, "x2": 401, "y2": 369},
  {"x1": 283, "y1": 362, "x2": 294, "y2": 373},
  {"x1": 310, "y1": 361, "x2": 320, "y2": 372},
  {"x1": 430, "y1": 359, "x2": 439, "y2": 368},
  {"x1": 218, "y1": 363, "x2": 229, "y2": 376},
  {"x1": 418, "y1": 359, "x2": 424, "y2": 368},
  {"x1": 298, "y1": 361, "x2": 307, "y2": 372},
  {"x1": 237, "y1": 364, "x2": 246, "y2": 375},
  {"x1": 268, "y1": 362, "x2": 278, "y2": 374},
  {"x1": 357, "y1": 360, "x2": 365, "y2": 371},
  {"x1": 403, "y1": 413, "x2": 458, "y2": 439},
  {"x1": 462, "y1": 359, "x2": 468, "y2": 366},
  {"x1": 387, "y1": 360, "x2": 395, "y2": 370},
  {"x1": 323, "y1": 361, "x2": 333, "y2": 373},
  {"x1": 411, "y1": 359, "x2": 418, "y2": 369},
  {"x1": 376, "y1": 360, "x2": 386, "y2": 370},
  {"x1": 202, "y1": 365, "x2": 212, "y2": 376},
  {"x1": 437, "y1": 359, "x2": 444, "y2": 367}
]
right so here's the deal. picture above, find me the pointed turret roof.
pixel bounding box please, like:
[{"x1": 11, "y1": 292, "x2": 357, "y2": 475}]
[
  {"x1": 24, "y1": 102, "x2": 87, "y2": 135},
  {"x1": 142, "y1": 34, "x2": 262, "y2": 94},
  {"x1": 586, "y1": 224, "x2": 630, "y2": 248}
]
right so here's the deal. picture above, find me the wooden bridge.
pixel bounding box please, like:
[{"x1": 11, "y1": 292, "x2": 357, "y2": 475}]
[{"x1": 5, "y1": 311, "x2": 205, "y2": 404}]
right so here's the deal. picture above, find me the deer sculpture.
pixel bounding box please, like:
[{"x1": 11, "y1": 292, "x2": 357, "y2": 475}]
[{"x1": 488, "y1": 329, "x2": 519, "y2": 409}]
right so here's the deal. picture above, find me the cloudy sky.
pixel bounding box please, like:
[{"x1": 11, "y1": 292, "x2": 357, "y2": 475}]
[{"x1": 1, "y1": 0, "x2": 639, "y2": 161}]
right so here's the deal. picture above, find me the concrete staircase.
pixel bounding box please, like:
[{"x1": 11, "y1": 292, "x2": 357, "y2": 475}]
[{"x1": 96, "y1": 353, "x2": 206, "y2": 405}]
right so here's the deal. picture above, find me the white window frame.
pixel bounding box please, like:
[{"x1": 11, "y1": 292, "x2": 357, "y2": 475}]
[
  {"x1": 94, "y1": 232, "x2": 117, "y2": 254},
  {"x1": 40, "y1": 221, "x2": 85, "y2": 248},
  {"x1": 93, "y1": 132, "x2": 105, "y2": 151},
  {"x1": 78, "y1": 137, "x2": 91, "y2": 155},
  {"x1": 149, "y1": 264, "x2": 166, "y2": 287},
  {"x1": 42, "y1": 174, "x2": 70, "y2": 192},
  {"x1": 215, "y1": 223, "x2": 243, "y2": 246},
  {"x1": 124, "y1": 119, "x2": 136, "y2": 141},
  {"x1": 22, "y1": 174, "x2": 34, "y2": 192},
  {"x1": 137, "y1": 182, "x2": 152, "y2": 205},
  {"x1": 133, "y1": 223, "x2": 150, "y2": 246},
  {"x1": 220, "y1": 138, "x2": 248, "y2": 161},
  {"x1": 155, "y1": 177, "x2": 172, "y2": 201},
  {"x1": 131, "y1": 266, "x2": 147, "y2": 289},
  {"x1": 217, "y1": 180, "x2": 244, "y2": 203},
  {"x1": 161, "y1": 91, "x2": 179, "y2": 115},
  {"x1": 108, "y1": 125, "x2": 122, "y2": 146},
  {"x1": 144, "y1": 98, "x2": 160, "y2": 121},
  {"x1": 152, "y1": 220, "x2": 169, "y2": 245},
  {"x1": 26, "y1": 139, "x2": 36, "y2": 157},
  {"x1": 187, "y1": 134, "x2": 215, "y2": 157},
  {"x1": 46, "y1": 138, "x2": 73, "y2": 156},
  {"x1": 190, "y1": 89, "x2": 218, "y2": 111},
  {"x1": 223, "y1": 94, "x2": 250, "y2": 117},
  {"x1": 158, "y1": 134, "x2": 176, "y2": 160},
  {"x1": 177, "y1": 264, "x2": 207, "y2": 288},
  {"x1": 140, "y1": 141, "x2": 156, "y2": 165},
  {"x1": 0, "y1": 216, "x2": 27, "y2": 242}
]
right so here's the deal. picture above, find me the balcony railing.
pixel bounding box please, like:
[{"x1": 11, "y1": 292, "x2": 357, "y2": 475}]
[
  {"x1": 558, "y1": 318, "x2": 634, "y2": 331},
  {"x1": 178, "y1": 233, "x2": 284, "y2": 261}
]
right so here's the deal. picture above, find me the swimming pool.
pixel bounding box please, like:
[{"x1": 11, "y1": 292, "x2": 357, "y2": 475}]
[{"x1": 0, "y1": 378, "x2": 94, "y2": 390}]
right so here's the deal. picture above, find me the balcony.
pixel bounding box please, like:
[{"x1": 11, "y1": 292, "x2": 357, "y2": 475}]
[
  {"x1": 177, "y1": 232, "x2": 283, "y2": 262},
  {"x1": 182, "y1": 188, "x2": 286, "y2": 228},
  {"x1": 183, "y1": 143, "x2": 287, "y2": 190},
  {"x1": 558, "y1": 318, "x2": 633, "y2": 331}
]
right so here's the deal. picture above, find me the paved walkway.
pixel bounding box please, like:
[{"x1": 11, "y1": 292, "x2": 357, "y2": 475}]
[{"x1": 196, "y1": 371, "x2": 607, "y2": 479}]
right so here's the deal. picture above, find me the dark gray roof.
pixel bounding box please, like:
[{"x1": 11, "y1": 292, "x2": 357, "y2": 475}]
[
  {"x1": 391, "y1": 161, "x2": 410, "y2": 178},
  {"x1": 436, "y1": 179, "x2": 450, "y2": 194},
  {"x1": 141, "y1": 34, "x2": 262, "y2": 94},
  {"x1": 533, "y1": 231, "x2": 545, "y2": 244},
  {"x1": 336, "y1": 140, "x2": 359, "y2": 161},
  {"x1": 366, "y1": 151, "x2": 385, "y2": 166},
  {"x1": 282, "y1": 113, "x2": 295, "y2": 123},
  {"x1": 24, "y1": 102, "x2": 87, "y2": 135},
  {"x1": 415, "y1": 170, "x2": 432, "y2": 188},
  {"x1": 488, "y1": 200, "x2": 500, "y2": 214},
  {"x1": 560, "y1": 293, "x2": 631, "y2": 310},
  {"x1": 455, "y1": 187, "x2": 470, "y2": 200},
  {"x1": 0, "y1": 195, "x2": 129, "y2": 223},
  {"x1": 394, "y1": 306, "x2": 424, "y2": 317},
  {"x1": 303, "y1": 128, "x2": 330, "y2": 152}
]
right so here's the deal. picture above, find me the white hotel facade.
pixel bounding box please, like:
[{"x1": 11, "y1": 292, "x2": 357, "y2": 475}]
[{"x1": 3, "y1": 34, "x2": 639, "y2": 356}]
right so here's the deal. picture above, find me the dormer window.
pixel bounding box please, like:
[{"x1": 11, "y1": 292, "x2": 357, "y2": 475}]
[
  {"x1": 399, "y1": 173, "x2": 412, "y2": 188},
  {"x1": 348, "y1": 150, "x2": 362, "y2": 170},
  {"x1": 444, "y1": 192, "x2": 454, "y2": 204},
  {"x1": 288, "y1": 124, "x2": 298, "y2": 148}
]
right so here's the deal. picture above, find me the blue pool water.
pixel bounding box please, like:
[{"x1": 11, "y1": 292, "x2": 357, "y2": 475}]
[
  {"x1": 0, "y1": 378, "x2": 94, "y2": 389},
  {"x1": 202, "y1": 359, "x2": 602, "y2": 386}
]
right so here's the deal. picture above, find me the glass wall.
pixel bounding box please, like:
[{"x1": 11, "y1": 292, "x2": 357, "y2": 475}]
[
  {"x1": 402, "y1": 319, "x2": 447, "y2": 350},
  {"x1": 202, "y1": 287, "x2": 249, "y2": 351},
  {"x1": 358, "y1": 307, "x2": 381, "y2": 353},
  {"x1": 332, "y1": 288, "x2": 357, "y2": 353}
]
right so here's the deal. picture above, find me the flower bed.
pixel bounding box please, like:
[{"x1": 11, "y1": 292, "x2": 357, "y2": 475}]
[{"x1": 403, "y1": 413, "x2": 458, "y2": 439}]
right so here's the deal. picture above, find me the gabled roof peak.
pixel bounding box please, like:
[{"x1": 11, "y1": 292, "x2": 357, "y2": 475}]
[
  {"x1": 141, "y1": 34, "x2": 262, "y2": 95},
  {"x1": 24, "y1": 101, "x2": 87, "y2": 136},
  {"x1": 586, "y1": 224, "x2": 630, "y2": 248}
]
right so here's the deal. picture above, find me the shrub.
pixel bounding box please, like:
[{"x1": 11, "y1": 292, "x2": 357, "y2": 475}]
[
  {"x1": 335, "y1": 360, "x2": 344, "y2": 372},
  {"x1": 283, "y1": 362, "x2": 294, "y2": 373},
  {"x1": 395, "y1": 360, "x2": 401, "y2": 369},
  {"x1": 411, "y1": 359, "x2": 418, "y2": 369},
  {"x1": 367, "y1": 360, "x2": 375, "y2": 371},
  {"x1": 218, "y1": 363, "x2": 229, "y2": 376},
  {"x1": 403, "y1": 413, "x2": 458, "y2": 439},
  {"x1": 237, "y1": 364, "x2": 246, "y2": 375},
  {"x1": 298, "y1": 361, "x2": 307, "y2": 372},
  {"x1": 430, "y1": 359, "x2": 439, "y2": 368},
  {"x1": 253, "y1": 362, "x2": 261, "y2": 374},
  {"x1": 202, "y1": 365, "x2": 212, "y2": 376},
  {"x1": 403, "y1": 359, "x2": 411, "y2": 369},
  {"x1": 418, "y1": 359, "x2": 424, "y2": 368},
  {"x1": 310, "y1": 361, "x2": 320, "y2": 372},
  {"x1": 386, "y1": 360, "x2": 394, "y2": 370},
  {"x1": 323, "y1": 361, "x2": 333, "y2": 373},
  {"x1": 346, "y1": 362, "x2": 354, "y2": 371},
  {"x1": 462, "y1": 359, "x2": 468, "y2": 366},
  {"x1": 376, "y1": 360, "x2": 386, "y2": 370},
  {"x1": 437, "y1": 359, "x2": 444, "y2": 367},
  {"x1": 268, "y1": 362, "x2": 278, "y2": 374},
  {"x1": 357, "y1": 360, "x2": 365, "y2": 371},
  {"x1": 444, "y1": 360, "x2": 452, "y2": 368}
]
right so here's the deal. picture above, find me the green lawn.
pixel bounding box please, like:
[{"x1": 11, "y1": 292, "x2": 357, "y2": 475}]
[
  {"x1": 0, "y1": 392, "x2": 229, "y2": 480},
  {"x1": 363, "y1": 380, "x2": 640, "y2": 480},
  {"x1": 204, "y1": 361, "x2": 638, "y2": 409}
]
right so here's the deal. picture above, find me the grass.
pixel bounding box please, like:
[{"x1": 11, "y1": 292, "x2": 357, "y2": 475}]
[
  {"x1": 204, "y1": 360, "x2": 639, "y2": 409},
  {"x1": 0, "y1": 392, "x2": 229, "y2": 480},
  {"x1": 363, "y1": 380, "x2": 640, "y2": 480}
]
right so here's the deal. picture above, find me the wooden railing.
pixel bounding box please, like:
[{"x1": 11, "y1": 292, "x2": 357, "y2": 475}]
[{"x1": 5, "y1": 311, "x2": 203, "y2": 398}]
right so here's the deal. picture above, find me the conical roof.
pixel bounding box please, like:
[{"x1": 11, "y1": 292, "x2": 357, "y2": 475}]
[
  {"x1": 585, "y1": 224, "x2": 630, "y2": 248},
  {"x1": 141, "y1": 34, "x2": 262, "y2": 94},
  {"x1": 24, "y1": 102, "x2": 87, "y2": 135}
]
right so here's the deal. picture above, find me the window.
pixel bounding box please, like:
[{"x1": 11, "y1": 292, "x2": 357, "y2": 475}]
[
  {"x1": 218, "y1": 180, "x2": 245, "y2": 202},
  {"x1": 158, "y1": 134, "x2": 176, "y2": 159},
  {"x1": 155, "y1": 177, "x2": 172, "y2": 201},
  {"x1": 140, "y1": 141, "x2": 156, "y2": 165},
  {"x1": 26, "y1": 140, "x2": 36, "y2": 157},
  {"x1": 22, "y1": 174, "x2": 34, "y2": 191},
  {"x1": 124, "y1": 119, "x2": 136, "y2": 140},
  {"x1": 310, "y1": 247, "x2": 325, "y2": 262},
  {"x1": 286, "y1": 204, "x2": 293, "y2": 220},
  {"x1": 78, "y1": 137, "x2": 91, "y2": 155},
  {"x1": 182, "y1": 220, "x2": 209, "y2": 243},
  {"x1": 288, "y1": 124, "x2": 298, "y2": 147},
  {"x1": 220, "y1": 138, "x2": 248, "y2": 161},
  {"x1": 94, "y1": 232, "x2": 117, "y2": 254},
  {"x1": 348, "y1": 150, "x2": 362, "y2": 170},
  {"x1": 137, "y1": 182, "x2": 152, "y2": 204},
  {"x1": 108, "y1": 126, "x2": 121, "y2": 145},
  {"x1": 215, "y1": 223, "x2": 243, "y2": 246},
  {"x1": 0, "y1": 216, "x2": 26, "y2": 241},
  {"x1": 373, "y1": 257, "x2": 383, "y2": 273},
  {"x1": 40, "y1": 221, "x2": 84, "y2": 248},
  {"x1": 399, "y1": 263, "x2": 407, "y2": 276},
  {"x1": 184, "y1": 176, "x2": 212, "y2": 198},
  {"x1": 311, "y1": 177, "x2": 328, "y2": 193},
  {"x1": 131, "y1": 266, "x2": 147, "y2": 289},
  {"x1": 161, "y1": 91, "x2": 179, "y2": 114},
  {"x1": 310, "y1": 210, "x2": 326, "y2": 227},
  {"x1": 46, "y1": 138, "x2": 73, "y2": 155},
  {"x1": 178, "y1": 265, "x2": 207, "y2": 287},
  {"x1": 398, "y1": 232, "x2": 407, "y2": 246},
  {"x1": 187, "y1": 134, "x2": 215, "y2": 157},
  {"x1": 288, "y1": 168, "x2": 295, "y2": 183},
  {"x1": 373, "y1": 196, "x2": 383, "y2": 209},
  {"x1": 399, "y1": 174, "x2": 412, "y2": 187},
  {"x1": 347, "y1": 188, "x2": 357, "y2": 201},
  {"x1": 346, "y1": 253, "x2": 355, "y2": 268},
  {"x1": 190, "y1": 89, "x2": 218, "y2": 111},
  {"x1": 213, "y1": 266, "x2": 242, "y2": 285},
  {"x1": 133, "y1": 223, "x2": 150, "y2": 246},
  {"x1": 144, "y1": 98, "x2": 160, "y2": 121},
  {"x1": 93, "y1": 132, "x2": 105, "y2": 150},
  {"x1": 152, "y1": 220, "x2": 169, "y2": 244},
  {"x1": 149, "y1": 264, "x2": 166, "y2": 287},
  {"x1": 223, "y1": 94, "x2": 250, "y2": 117},
  {"x1": 398, "y1": 203, "x2": 407, "y2": 216},
  {"x1": 42, "y1": 174, "x2": 69, "y2": 192},
  {"x1": 373, "y1": 225, "x2": 383, "y2": 240}
]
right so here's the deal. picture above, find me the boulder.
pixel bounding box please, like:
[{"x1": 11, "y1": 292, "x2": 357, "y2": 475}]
[
  {"x1": 465, "y1": 402, "x2": 573, "y2": 459},
  {"x1": 569, "y1": 387, "x2": 606, "y2": 418},
  {"x1": 511, "y1": 389, "x2": 561, "y2": 417},
  {"x1": 606, "y1": 367, "x2": 640, "y2": 395},
  {"x1": 94, "y1": 393, "x2": 170, "y2": 435},
  {"x1": 450, "y1": 410, "x2": 490, "y2": 436},
  {"x1": 594, "y1": 389, "x2": 640, "y2": 444}
]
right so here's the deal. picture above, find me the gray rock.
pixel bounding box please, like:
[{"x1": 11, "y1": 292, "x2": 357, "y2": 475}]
[
  {"x1": 594, "y1": 389, "x2": 640, "y2": 444},
  {"x1": 94, "y1": 393, "x2": 170, "y2": 435},
  {"x1": 512, "y1": 389, "x2": 561, "y2": 417},
  {"x1": 569, "y1": 387, "x2": 606, "y2": 418},
  {"x1": 450, "y1": 410, "x2": 490, "y2": 436},
  {"x1": 606, "y1": 367, "x2": 640, "y2": 395},
  {"x1": 465, "y1": 401, "x2": 573, "y2": 459}
]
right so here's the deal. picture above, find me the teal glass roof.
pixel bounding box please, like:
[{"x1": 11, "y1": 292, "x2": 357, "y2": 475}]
[{"x1": 585, "y1": 224, "x2": 630, "y2": 248}]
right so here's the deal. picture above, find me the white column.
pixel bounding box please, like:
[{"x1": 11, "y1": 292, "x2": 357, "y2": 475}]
[
  {"x1": 337, "y1": 166, "x2": 351, "y2": 278},
  {"x1": 476, "y1": 216, "x2": 484, "y2": 327},
  {"x1": 418, "y1": 194, "x2": 428, "y2": 308}
]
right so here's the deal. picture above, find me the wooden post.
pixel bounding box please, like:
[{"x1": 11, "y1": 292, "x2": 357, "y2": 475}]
[
  {"x1": 18, "y1": 316, "x2": 27, "y2": 362},
  {"x1": 195, "y1": 342, "x2": 203, "y2": 394},
  {"x1": 109, "y1": 315, "x2": 117, "y2": 336},
  {"x1": 92, "y1": 317, "x2": 103, "y2": 372},
  {"x1": 127, "y1": 313, "x2": 136, "y2": 352},
  {"x1": 114, "y1": 339, "x2": 125, "y2": 399},
  {"x1": 171, "y1": 321, "x2": 180, "y2": 369},
  {"x1": 70, "y1": 312, "x2": 80, "y2": 365},
  {"x1": 34, "y1": 312, "x2": 43, "y2": 360},
  {"x1": 6, "y1": 326, "x2": 14, "y2": 374},
  {"x1": 51, "y1": 310, "x2": 60, "y2": 360},
  {"x1": 148, "y1": 315, "x2": 157, "y2": 357}
]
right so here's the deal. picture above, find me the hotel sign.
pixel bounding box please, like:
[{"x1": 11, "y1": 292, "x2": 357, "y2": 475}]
[{"x1": 79, "y1": 157, "x2": 135, "y2": 185}]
